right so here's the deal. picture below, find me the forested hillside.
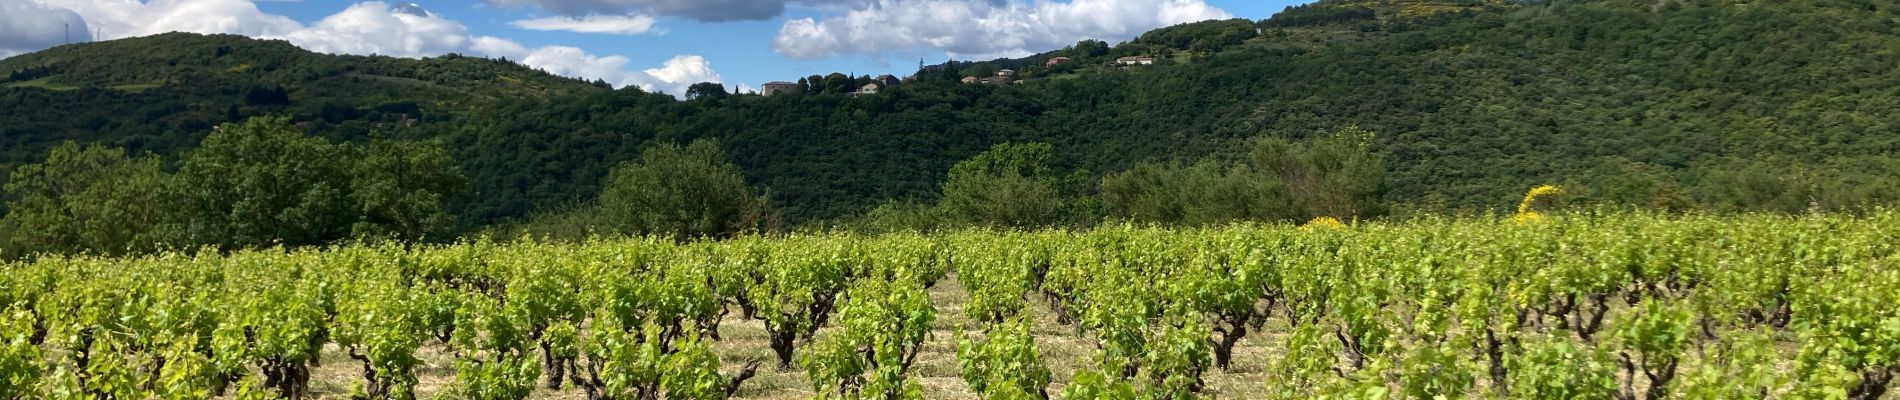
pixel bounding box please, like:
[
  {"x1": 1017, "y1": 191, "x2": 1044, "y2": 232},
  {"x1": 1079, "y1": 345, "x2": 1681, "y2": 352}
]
[{"x1": 4, "y1": 0, "x2": 1898, "y2": 228}]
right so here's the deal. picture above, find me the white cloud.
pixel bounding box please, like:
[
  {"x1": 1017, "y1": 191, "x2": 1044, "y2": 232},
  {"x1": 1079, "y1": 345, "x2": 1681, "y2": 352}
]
[
  {"x1": 470, "y1": 35, "x2": 530, "y2": 56},
  {"x1": 641, "y1": 54, "x2": 721, "y2": 89},
  {"x1": 276, "y1": 2, "x2": 472, "y2": 57},
  {"x1": 33, "y1": 0, "x2": 301, "y2": 39},
  {"x1": 1, "y1": 0, "x2": 719, "y2": 96},
  {"x1": 479, "y1": 45, "x2": 720, "y2": 95},
  {"x1": 772, "y1": 0, "x2": 1232, "y2": 60},
  {"x1": 510, "y1": 15, "x2": 658, "y2": 35},
  {"x1": 488, "y1": 0, "x2": 868, "y2": 22},
  {"x1": 0, "y1": 0, "x2": 90, "y2": 55}
]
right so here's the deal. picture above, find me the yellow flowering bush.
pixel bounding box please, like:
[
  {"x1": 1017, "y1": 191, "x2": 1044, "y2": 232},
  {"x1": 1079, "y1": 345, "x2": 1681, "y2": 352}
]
[
  {"x1": 1511, "y1": 185, "x2": 1562, "y2": 223},
  {"x1": 1301, "y1": 216, "x2": 1345, "y2": 230}
]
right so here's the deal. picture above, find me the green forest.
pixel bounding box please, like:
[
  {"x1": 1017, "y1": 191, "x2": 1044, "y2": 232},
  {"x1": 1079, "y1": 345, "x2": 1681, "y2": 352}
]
[{"x1": 3, "y1": 0, "x2": 1900, "y2": 255}]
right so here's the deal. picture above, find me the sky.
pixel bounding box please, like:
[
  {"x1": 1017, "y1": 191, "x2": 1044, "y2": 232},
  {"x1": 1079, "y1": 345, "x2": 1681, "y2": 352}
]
[{"x1": 0, "y1": 0, "x2": 1308, "y2": 96}]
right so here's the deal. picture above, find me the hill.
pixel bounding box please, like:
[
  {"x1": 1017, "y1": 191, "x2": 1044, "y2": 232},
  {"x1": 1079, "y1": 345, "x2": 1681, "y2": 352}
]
[
  {"x1": 4, "y1": 0, "x2": 1899, "y2": 227},
  {"x1": 0, "y1": 32, "x2": 609, "y2": 185}
]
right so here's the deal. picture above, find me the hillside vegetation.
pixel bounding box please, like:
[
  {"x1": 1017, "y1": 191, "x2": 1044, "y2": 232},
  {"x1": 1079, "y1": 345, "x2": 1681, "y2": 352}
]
[{"x1": 2, "y1": 0, "x2": 1898, "y2": 238}]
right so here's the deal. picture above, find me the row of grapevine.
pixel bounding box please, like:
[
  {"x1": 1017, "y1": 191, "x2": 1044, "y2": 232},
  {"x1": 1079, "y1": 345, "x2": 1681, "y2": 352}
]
[
  {"x1": 0, "y1": 211, "x2": 1896, "y2": 399},
  {"x1": 938, "y1": 212, "x2": 1900, "y2": 399}
]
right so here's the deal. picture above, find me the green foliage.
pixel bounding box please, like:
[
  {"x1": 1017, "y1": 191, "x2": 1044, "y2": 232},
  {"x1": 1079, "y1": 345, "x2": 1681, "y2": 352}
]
[
  {"x1": 446, "y1": 293, "x2": 541, "y2": 399},
  {"x1": 0, "y1": 116, "x2": 468, "y2": 255},
  {"x1": 1060, "y1": 311, "x2": 1212, "y2": 400},
  {"x1": 218, "y1": 281, "x2": 331, "y2": 399},
  {"x1": 685, "y1": 82, "x2": 730, "y2": 100},
  {"x1": 1100, "y1": 159, "x2": 1299, "y2": 225},
  {"x1": 10, "y1": 2, "x2": 1900, "y2": 228},
  {"x1": 1508, "y1": 337, "x2": 1618, "y2": 400},
  {"x1": 833, "y1": 200, "x2": 952, "y2": 234},
  {"x1": 349, "y1": 138, "x2": 468, "y2": 243},
  {"x1": 1613, "y1": 300, "x2": 1693, "y2": 400},
  {"x1": 0, "y1": 212, "x2": 1898, "y2": 399},
  {"x1": 941, "y1": 143, "x2": 1062, "y2": 228},
  {"x1": 333, "y1": 283, "x2": 422, "y2": 400},
  {"x1": 0, "y1": 308, "x2": 41, "y2": 398},
  {"x1": 0, "y1": 142, "x2": 170, "y2": 256},
  {"x1": 954, "y1": 318, "x2": 1052, "y2": 400},
  {"x1": 1676, "y1": 330, "x2": 1779, "y2": 399},
  {"x1": 1134, "y1": 19, "x2": 1260, "y2": 53},
  {"x1": 1261, "y1": 3, "x2": 1378, "y2": 28},
  {"x1": 1138, "y1": 313, "x2": 1213, "y2": 398},
  {"x1": 578, "y1": 324, "x2": 732, "y2": 400},
  {"x1": 800, "y1": 277, "x2": 934, "y2": 400},
  {"x1": 601, "y1": 139, "x2": 768, "y2": 241},
  {"x1": 955, "y1": 238, "x2": 1035, "y2": 325},
  {"x1": 1789, "y1": 257, "x2": 1900, "y2": 400},
  {"x1": 963, "y1": 64, "x2": 1001, "y2": 79},
  {"x1": 1251, "y1": 126, "x2": 1387, "y2": 221},
  {"x1": 748, "y1": 238, "x2": 854, "y2": 368},
  {"x1": 1070, "y1": 39, "x2": 1110, "y2": 59},
  {"x1": 174, "y1": 116, "x2": 355, "y2": 248},
  {"x1": 1172, "y1": 236, "x2": 1270, "y2": 370},
  {"x1": 448, "y1": 355, "x2": 541, "y2": 400},
  {"x1": 519, "y1": 139, "x2": 769, "y2": 242}
]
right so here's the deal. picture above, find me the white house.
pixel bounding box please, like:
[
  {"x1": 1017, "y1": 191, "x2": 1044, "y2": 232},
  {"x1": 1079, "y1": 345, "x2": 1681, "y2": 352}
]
[{"x1": 1109, "y1": 56, "x2": 1155, "y2": 65}]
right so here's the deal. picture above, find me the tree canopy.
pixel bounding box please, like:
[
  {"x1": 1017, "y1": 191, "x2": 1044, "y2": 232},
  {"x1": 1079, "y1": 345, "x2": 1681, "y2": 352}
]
[
  {"x1": 940, "y1": 143, "x2": 1062, "y2": 228},
  {"x1": 4, "y1": 0, "x2": 1900, "y2": 237}
]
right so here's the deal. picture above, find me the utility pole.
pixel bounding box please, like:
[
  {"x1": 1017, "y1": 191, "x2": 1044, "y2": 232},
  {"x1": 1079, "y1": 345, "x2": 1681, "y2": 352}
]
[{"x1": 65, "y1": 23, "x2": 70, "y2": 44}]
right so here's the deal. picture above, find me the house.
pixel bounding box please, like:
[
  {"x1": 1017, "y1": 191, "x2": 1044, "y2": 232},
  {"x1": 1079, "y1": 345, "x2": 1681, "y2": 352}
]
[
  {"x1": 1045, "y1": 57, "x2": 1073, "y2": 67},
  {"x1": 760, "y1": 81, "x2": 801, "y2": 96},
  {"x1": 1116, "y1": 56, "x2": 1156, "y2": 66},
  {"x1": 850, "y1": 82, "x2": 880, "y2": 96},
  {"x1": 873, "y1": 74, "x2": 900, "y2": 87},
  {"x1": 962, "y1": 69, "x2": 1015, "y2": 85}
]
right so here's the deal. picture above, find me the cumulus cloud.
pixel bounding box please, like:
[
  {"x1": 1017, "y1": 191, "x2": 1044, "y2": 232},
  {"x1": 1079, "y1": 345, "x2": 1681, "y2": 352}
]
[
  {"x1": 33, "y1": 0, "x2": 301, "y2": 39},
  {"x1": 510, "y1": 15, "x2": 658, "y2": 35},
  {"x1": 486, "y1": 0, "x2": 866, "y2": 22},
  {"x1": 277, "y1": 2, "x2": 474, "y2": 57},
  {"x1": 772, "y1": 0, "x2": 1232, "y2": 60},
  {"x1": 1, "y1": 0, "x2": 720, "y2": 96},
  {"x1": 498, "y1": 46, "x2": 721, "y2": 94},
  {"x1": 0, "y1": 0, "x2": 91, "y2": 56},
  {"x1": 641, "y1": 55, "x2": 720, "y2": 88}
]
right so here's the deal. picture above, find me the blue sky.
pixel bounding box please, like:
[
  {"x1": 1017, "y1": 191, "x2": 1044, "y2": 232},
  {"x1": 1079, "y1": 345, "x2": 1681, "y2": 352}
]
[{"x1": 2, "y1": 0, "x2": 1307, "y2": 95}]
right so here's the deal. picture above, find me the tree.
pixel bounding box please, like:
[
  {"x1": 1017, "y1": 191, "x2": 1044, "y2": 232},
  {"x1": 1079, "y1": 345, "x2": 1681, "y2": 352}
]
[
  {"x1": 1133, "y1": 19, "x2": 1258, "y2": 53},
  {"x1": 174, "y1": 116, "x2": 355, "y2": 248},
  {"x1": 1251, "y1": 126, "x2": 1388, "y2": 221},
  {"x1": 822, "y1": 73, "x2": 852, "y2": 94},
  {"x1": 596, "y1": 139, "x2": 769, "y2": 242},
  {"x1": 963, "y1": 63, "x2": 1000, "y2": 78},
  {"x1": 0, "y1": 142, "x2": 172, "y2": 256},
  {"x1": 684, "y1": 82, "x2": 729, "y2": 100},
  {"x1": 940, "y1": 143, "x2": 1062, "y2": 228},
  {"x1": 349, "y1": 137, "x2": 470, "y2": 242},
  {"x1": 1072, "y1": 39, "x2": 1110, "y2": 58},
  {"x1": 1100, "y1": 160, "x2": 1300, "y2": 226}
]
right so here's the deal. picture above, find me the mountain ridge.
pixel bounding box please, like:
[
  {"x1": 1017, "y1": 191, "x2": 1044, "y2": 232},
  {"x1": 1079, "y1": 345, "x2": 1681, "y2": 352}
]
[{"x1": 4, "y1": 0, "x2": 1899, "y2": 226}]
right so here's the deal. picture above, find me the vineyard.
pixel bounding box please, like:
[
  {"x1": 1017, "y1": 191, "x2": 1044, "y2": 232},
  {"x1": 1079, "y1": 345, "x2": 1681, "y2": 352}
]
[{"x1": 1, "y1": 211, "x2": 1898, "y2": 399}]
